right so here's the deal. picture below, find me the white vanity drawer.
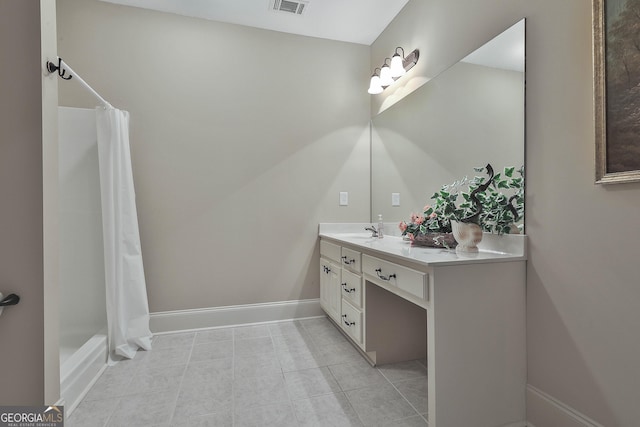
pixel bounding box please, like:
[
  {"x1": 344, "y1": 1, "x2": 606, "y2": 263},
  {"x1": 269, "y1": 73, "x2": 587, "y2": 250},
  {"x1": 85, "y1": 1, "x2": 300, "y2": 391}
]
[
  {"x1": 341, "y1": 269, "x2": 362, "y2": 308},
  {"x1": 320, "y1": 240, "x2": 341, "y2": 262},
  {"x1": 340, "y1": 247, "x2": 362, "y2": 273},
  {"x1": 341, "y1": 299, "x2": 363, "y2": 345},
  {"x1": 362, "y1": 254, "x2": 428, "y2": 301}
]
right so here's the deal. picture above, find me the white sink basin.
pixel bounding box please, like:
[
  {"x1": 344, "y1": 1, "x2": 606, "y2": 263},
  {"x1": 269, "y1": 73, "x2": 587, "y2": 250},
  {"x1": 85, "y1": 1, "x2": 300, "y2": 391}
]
[{"x1": 335, "y1": 233, "x2": 378, "y2": 240}]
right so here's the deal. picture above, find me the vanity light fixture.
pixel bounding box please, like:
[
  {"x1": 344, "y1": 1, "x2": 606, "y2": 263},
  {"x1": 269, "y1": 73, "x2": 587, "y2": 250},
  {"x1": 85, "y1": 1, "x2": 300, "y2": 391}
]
[{"x1": 368, "y1": 47, "x2": 419, "y2": 94}]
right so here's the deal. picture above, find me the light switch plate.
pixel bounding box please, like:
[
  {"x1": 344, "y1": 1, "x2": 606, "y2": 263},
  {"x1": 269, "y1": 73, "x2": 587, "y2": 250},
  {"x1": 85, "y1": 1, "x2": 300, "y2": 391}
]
[
  {"x1": 392, "y1": 193, "x2": 400, "y2": 206},
  {"x1": 339, "y1": 192, "x2": 349, "y2": 206}
]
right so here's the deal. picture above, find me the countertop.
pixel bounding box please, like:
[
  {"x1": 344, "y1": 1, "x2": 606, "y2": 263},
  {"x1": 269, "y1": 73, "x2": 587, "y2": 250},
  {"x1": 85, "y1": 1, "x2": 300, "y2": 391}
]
[{"x1": 319, "y1": 223, "x2": 527, "y2": 267}]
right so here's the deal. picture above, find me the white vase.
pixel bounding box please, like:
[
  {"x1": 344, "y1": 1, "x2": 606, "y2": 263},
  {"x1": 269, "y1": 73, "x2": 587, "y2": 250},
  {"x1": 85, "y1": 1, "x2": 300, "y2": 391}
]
[{"x1": 450, "y1": 220, "x2": 483, "y2": 253}]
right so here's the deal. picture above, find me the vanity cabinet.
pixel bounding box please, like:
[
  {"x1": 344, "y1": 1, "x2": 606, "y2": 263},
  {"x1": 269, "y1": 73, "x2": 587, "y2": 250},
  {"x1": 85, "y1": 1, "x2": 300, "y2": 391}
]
[
  {"x1": 339, "y1": 246, "x2": 363, "y2": 346},
  {"x1": 320, "y1": 240, "x2": 365, "y2": 347},
  {"x1": 320, "y1": 239, "x2": 428, "y2": 356},
  {"x1": 319, "y1": 241, "x2": 341, "y2": 323},
  {"x1": 319, "y1": 228, "x2": 527, "y2": 427}
]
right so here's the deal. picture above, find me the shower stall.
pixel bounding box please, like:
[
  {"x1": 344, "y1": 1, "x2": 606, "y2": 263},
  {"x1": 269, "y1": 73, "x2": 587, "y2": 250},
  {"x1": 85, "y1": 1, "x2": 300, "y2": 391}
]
[
  {"x1": 53, "y1": 57, "x2": 153, "y2": 413},
  {"x1": 58, "y1": 106, "x2": 108, "y2": 410}
]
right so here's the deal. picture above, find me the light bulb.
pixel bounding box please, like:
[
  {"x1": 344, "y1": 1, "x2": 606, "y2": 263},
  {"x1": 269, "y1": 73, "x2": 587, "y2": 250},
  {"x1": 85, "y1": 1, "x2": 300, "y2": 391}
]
[
  {"x1": 368, "y1": 75, "x2": 383, "y2": 94},
  {"x1": 379, "y1": 65, "x2": 394, "y2": 87},
  {"x1": 390, "y1": 53, "x2": 406, "y2": 78}
]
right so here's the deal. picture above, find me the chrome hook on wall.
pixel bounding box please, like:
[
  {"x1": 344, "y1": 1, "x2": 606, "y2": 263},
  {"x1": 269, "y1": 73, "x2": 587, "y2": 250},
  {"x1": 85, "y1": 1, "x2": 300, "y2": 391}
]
[{"x1": 46, "y1": 57, "x2": 72, "y2": 80}]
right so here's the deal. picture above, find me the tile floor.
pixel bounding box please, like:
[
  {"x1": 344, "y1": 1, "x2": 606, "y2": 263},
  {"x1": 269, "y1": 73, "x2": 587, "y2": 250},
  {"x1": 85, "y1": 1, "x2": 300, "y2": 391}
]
[{"x1": 67, "y1": 317, "x2": 428, "y2": 427}]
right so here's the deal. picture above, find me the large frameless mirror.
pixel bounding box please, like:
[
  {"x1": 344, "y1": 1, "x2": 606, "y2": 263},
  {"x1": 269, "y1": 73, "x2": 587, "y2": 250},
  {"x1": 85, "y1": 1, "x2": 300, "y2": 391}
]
[{"x1": 371, "y1": 19, "x2": 525, "y2": 232}]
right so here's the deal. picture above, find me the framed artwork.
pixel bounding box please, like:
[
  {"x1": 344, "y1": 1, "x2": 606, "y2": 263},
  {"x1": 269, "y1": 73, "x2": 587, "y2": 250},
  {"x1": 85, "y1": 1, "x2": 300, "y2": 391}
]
[{"x1": 594, "y1": 0, "x2": 640, "y2": 184}]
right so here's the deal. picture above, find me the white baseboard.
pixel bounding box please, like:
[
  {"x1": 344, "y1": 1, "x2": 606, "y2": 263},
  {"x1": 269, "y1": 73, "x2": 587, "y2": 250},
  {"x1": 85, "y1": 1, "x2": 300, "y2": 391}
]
[
  {"x1": 526, "y1": 385, "x2": 605, "y2": 427},
  {"x1": 60, "y1": 335, "x2": 108, "y2": 416},
  {"x1": 149, "y1": 298, "x2": 323, "y2": 334}
]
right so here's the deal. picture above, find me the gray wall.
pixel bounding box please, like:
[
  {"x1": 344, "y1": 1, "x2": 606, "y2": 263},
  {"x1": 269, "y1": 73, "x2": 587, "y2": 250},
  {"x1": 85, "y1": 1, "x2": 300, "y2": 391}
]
[
  {"x1": 56, "y1": 0, "x2": 371, "y2": 312},
  {"x1": 373, "y1": 0, "x2": 640, "y2": 425},
  {"x1": 52, "y1": 0, "x2": 640, "y2": 423},
  {"x1": 0, "y1": 0, "x2": 59, "y2": 405}
]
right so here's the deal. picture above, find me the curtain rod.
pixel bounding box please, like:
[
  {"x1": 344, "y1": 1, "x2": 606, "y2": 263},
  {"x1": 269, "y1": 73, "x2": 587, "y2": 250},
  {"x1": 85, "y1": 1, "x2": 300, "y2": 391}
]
[{"x1": 46, "y1": 57, "x2": 113, "y2": 109}]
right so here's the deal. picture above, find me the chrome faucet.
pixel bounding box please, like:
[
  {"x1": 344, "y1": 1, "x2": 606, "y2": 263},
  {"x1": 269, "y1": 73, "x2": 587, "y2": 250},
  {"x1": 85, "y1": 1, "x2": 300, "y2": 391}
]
[{"x1": 364, "y1": 225, "x2": 378, "y2": 237}]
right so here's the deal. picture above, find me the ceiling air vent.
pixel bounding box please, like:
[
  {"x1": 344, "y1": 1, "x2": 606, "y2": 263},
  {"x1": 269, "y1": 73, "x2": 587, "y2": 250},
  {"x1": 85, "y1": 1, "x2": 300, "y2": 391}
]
[{"x1": 271, "y1": 0, "x2": 308, "y2": 15}]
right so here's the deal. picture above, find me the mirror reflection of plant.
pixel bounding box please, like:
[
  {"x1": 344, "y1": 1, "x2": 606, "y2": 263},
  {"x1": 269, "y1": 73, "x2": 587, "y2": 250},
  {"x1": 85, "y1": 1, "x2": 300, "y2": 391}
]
[
  {"x1": 472, "y1": 166, "x2": 524, "y2": 234},
  {"x1": 399, "y1": 165, "x2": 524, "y2": 238}
]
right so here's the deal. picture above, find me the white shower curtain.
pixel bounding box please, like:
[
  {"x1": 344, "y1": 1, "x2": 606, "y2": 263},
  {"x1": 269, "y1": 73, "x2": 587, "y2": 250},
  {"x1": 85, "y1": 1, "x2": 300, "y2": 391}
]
[{"x1": 96, "y1": 107, "x2": 152, "y2": 363}]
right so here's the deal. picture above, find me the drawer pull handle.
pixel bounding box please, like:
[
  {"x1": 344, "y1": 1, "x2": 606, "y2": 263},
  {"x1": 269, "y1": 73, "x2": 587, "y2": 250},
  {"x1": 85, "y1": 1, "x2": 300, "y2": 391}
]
[
  {"x1": 323, "y1": 265, "x2": 331, "y2": 274},
  {"x1": 375, "y1": 268, "x2": 396, "y2": 281},
  {"x1": 341, "y1": 256, "x2": 355, "y2": 265},
  {"x1": 342, "y1": 314, "x2": 355, "y2": 327},
  {"x1": 341, "y1": 283, "x2": 356, "y2": 293}
]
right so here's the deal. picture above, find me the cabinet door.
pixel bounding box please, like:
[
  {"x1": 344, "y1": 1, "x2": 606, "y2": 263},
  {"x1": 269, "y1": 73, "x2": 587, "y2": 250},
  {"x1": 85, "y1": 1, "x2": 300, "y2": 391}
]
[{"x1": 320, "y1": 258, "x2": 341, "y2": 322}]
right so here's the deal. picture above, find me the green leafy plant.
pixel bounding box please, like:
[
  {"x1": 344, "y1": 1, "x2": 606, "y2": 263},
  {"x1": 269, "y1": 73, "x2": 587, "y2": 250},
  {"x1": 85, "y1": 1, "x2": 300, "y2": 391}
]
[
  {"x1": 472, "y1": 165, "x2": 525, "y2": 234},
  {"x1": 399, "y1": 165, "x2": 524, "y2": 239}
]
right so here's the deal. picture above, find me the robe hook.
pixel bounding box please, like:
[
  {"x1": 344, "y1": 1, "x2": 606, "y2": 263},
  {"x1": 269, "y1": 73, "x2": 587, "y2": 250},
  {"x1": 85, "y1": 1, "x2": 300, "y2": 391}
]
[{"x1": 46, "y1": 58, "x2": 72, "y2": 80}]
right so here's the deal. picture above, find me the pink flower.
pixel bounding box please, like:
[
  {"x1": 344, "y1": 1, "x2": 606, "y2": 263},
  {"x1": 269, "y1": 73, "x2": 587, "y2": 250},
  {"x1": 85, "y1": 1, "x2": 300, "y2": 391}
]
[
  {"x1": 423, "y1": 205, "x2": 431, "y2": 212},
  {"x1": 407, "y1": 233, "x2": 415, "y2": 241},
  {"x1": 414, "y1": 215, "x2": 425, "y2": 225},
  {"x1": 429, "y1": 212, "x2": 437, "y2": 219},
  {"x1": 398, "y1": 221, "x2": 408, "y2": 232},
  {"x1": 410, "y1": 212, "x2": 417, "y2": 222}
]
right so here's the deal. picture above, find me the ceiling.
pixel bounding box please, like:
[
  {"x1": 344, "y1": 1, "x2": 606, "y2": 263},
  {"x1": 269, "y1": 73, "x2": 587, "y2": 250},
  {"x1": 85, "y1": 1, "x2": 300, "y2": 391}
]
[{"x1": 99, "y1": 0, "x2": 410, "y2": 45}]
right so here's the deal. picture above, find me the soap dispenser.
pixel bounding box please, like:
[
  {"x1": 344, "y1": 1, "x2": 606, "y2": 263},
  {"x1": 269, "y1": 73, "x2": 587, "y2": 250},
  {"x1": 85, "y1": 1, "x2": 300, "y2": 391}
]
[{"x1": 377, "y1": 214, "x2": 384, "y2": 239}]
